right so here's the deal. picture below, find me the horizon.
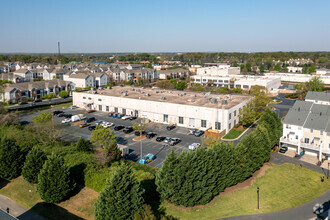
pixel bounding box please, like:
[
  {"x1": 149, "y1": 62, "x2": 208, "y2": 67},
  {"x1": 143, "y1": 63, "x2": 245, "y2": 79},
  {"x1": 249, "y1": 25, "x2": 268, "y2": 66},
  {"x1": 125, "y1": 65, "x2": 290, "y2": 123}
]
[{"x1": 1, "y1": 0, "x2": 330, "y2": 53}]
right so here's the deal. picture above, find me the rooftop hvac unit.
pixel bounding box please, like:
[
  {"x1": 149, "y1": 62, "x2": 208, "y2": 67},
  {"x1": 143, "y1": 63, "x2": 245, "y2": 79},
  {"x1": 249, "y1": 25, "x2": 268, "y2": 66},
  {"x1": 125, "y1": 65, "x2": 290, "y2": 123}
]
[
  {"x1": 178, "y1": 93, "x2": 183, "y2": 96},
  {"x1": 222, "y1": 100, "x2": 228, "y2": 105},
  {"x1": 188, "y1": 99, "x2": 195, "y2": 102},
  {"x1": 161, "y1": 97, "x2": 166, "y2": 100},
  {"x1": 123, "y1": 93, "x2": 128, "y2": 96},
  {"x1": 211, "y1": 98, "x2": 218, "y2": 104},
  {"x1": 145, "y1": 93, "x2": 150, "y2": 96},
  {"x1": 192, "y1": 94, "x2": 197, "y2": 97}
]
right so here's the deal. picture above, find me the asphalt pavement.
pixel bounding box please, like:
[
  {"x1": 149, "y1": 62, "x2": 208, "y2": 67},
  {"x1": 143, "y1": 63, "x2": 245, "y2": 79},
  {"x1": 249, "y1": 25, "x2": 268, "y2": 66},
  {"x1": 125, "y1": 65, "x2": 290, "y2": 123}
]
[
  {"x1": 20, "y1": 107, "x2": 203, "y2": 168},
  {"x1": 272, "y1": 93, "x2": 296, "y2": 119}
]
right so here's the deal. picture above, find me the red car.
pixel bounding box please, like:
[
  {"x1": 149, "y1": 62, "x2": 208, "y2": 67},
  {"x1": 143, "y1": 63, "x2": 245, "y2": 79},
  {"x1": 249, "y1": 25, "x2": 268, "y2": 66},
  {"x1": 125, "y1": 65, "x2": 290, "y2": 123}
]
[{"x1": 87, "y1": 110, "x2": 96, "y2": 113}]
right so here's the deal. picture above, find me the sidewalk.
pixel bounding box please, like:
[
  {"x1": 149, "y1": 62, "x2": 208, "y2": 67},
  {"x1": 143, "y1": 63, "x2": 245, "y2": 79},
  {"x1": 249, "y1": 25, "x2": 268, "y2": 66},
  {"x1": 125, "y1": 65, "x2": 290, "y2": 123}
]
[{"x1": 0, "y1": 194, "x2": 44, "y2": 220}]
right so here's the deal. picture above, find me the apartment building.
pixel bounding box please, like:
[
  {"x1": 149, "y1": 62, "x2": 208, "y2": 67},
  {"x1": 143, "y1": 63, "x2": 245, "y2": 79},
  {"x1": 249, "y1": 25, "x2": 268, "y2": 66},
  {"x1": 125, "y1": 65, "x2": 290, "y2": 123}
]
[
  {"x1": 280, "y1": 92, "x2": 330, "y2": 161},
  {"x1": 73, "y1": 86, "x2": 252, "y2": 133}
]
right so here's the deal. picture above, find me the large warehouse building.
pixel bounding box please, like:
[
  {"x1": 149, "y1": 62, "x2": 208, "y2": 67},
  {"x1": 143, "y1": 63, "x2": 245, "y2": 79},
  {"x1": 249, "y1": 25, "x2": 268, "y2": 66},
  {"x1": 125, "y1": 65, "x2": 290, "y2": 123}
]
[{"x1": 73, "y1": 86, "x2": 252, "y2": 133}]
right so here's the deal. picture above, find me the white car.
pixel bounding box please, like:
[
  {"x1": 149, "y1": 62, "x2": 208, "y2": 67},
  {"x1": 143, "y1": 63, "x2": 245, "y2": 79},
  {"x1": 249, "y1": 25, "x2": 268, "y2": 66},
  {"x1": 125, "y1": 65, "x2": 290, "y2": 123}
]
[
  {"x1": 121, "y1": 115, "x2": 131, "y2": 120},
  {"x1": 188, "y1": 143, "x2": 201, "y2": 151},
  {"x1": 61, "y1": 118, "x2": 71, "y2": 124},
  {"x1": 70, "y1": 105, "x2": 77, "y2": 109},
  {"x1": 164, "y1": 137, "x2": 171, "y2": 143},
  {"x1": 102, "y1": 122, "x2": 114, "y2": 128}
]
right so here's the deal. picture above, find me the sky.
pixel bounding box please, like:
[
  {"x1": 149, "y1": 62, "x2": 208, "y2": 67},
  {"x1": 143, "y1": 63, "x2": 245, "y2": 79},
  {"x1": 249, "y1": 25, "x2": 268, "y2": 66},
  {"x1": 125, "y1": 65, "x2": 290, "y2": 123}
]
[{"x1": 1, "y1": 0, "x2": 330, "y2": 53}]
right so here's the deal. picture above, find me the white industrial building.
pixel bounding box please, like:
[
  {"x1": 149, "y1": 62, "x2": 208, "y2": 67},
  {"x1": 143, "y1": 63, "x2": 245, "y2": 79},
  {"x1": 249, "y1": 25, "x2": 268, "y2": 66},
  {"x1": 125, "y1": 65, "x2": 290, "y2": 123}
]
[
  {"x1": 265, "y1": 72, "x2": 330, "y2": 85},
  {"x1": 72, "y1": 86, "x2": 252, "y2": 133},
  {"x1": 191, "y1": 75, "x2": 281, "y2": 91},
  {"x1": 196, "y1": 66, "x2": 240, "y2": 75}
]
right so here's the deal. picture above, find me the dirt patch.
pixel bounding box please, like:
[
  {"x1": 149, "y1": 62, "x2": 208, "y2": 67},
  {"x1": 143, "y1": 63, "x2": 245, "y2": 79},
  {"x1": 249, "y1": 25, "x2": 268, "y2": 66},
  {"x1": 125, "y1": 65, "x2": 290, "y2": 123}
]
[
  {"x1": 133, "y1": 135, "x2": 146, "y2": 141},
  {"x1": 58, "y1": 187, "x2": 99, "y2": 220},
  {"x1": 167, "y1": 163, "x2": 272, "y2": 210}
]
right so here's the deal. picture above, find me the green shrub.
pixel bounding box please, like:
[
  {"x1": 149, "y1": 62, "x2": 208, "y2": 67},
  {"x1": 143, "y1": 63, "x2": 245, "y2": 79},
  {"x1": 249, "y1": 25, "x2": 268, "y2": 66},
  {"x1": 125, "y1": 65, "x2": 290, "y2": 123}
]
[{"x1": 59, "y1": 90, "x2": 69, "y2": 98}]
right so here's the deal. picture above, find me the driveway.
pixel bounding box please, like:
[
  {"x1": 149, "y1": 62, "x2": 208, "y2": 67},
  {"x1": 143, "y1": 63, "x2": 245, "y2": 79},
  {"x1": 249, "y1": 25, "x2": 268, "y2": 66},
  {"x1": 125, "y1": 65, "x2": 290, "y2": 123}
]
[
  {"x1": 272, "y1": 93, "x2": 296, "y2": 119},
  {"x1": 0, "y1": 194, "x2": 44, "y2": 220},
  {"x1": 220, "y1": 190, "x2": 330, "y2": 220}
]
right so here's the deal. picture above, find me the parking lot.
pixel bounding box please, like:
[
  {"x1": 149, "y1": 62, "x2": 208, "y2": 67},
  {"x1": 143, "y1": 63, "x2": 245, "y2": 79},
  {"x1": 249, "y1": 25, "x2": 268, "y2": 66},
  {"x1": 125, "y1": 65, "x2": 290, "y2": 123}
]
[{"x1": 20, "y1": 107, "x2": 203, "y2": 168}]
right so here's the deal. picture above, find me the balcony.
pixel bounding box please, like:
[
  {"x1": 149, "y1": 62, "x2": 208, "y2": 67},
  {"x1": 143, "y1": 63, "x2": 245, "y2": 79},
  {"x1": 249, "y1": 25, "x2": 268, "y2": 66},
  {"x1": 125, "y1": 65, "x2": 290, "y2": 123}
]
[{"x1": 280, "y1": 137, "x2": 299, "y2": 146}]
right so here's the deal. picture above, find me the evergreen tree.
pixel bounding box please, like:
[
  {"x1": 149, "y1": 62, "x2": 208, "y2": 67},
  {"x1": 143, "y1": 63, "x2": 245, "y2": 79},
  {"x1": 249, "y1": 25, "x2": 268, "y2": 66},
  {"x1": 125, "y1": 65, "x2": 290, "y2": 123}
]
[
  {"x1": 37, "y1": 154, "x2": 74, "y2": 203},
  {"x1": 0, "y1": 138, "x2": 25, "y2": 180},
  {"x1": 22, "y1": 147, "x2": 47, "y2": 183},
  {"x1": 76, "y1": 137, "x2": 90, "y2": 152},
  {"x1": 95, "y1": 163, "x2": 144, "y2": 220}
]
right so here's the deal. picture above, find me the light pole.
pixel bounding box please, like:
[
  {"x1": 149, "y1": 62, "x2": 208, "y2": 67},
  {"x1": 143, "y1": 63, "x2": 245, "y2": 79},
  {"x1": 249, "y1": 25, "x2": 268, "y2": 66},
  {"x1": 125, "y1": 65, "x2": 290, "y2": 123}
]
[{"x1": 257, "y1": 187, "x2": 260, "y2": 209}]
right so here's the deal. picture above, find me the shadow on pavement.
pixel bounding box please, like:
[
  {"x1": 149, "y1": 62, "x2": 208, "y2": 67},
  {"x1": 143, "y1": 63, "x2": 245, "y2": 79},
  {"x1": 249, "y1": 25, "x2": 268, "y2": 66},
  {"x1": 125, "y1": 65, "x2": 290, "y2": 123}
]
[
  {"x1": 19, "y1": 202, "x2": 83, "y2": 220},
  {"x1": 0, "y1": 178, "x2": 10, "y2": 190}
]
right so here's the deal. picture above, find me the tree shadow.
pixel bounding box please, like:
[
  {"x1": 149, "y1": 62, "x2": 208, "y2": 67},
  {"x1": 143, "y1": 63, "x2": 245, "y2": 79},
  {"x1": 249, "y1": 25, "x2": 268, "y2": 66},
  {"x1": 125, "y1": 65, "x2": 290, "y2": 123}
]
[
  {"x1": 19, "y1": 202, "x2": 84, "y2": 220},
  {"x1": 0, "y1": 178, "x2": 10, "y2": 189},
  {"x1": 67, "y1": 163, "x2": 87, "y2": 199}
]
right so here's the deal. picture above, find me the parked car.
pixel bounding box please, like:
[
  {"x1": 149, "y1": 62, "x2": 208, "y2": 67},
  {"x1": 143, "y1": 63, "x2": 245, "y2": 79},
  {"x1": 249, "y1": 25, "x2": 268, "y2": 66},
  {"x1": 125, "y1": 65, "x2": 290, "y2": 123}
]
[
  {"x1": 112, "y1": 113, "x2": 119, "y2": 118},
  {"x1": 87, "y1": 110, "x2": 96, "y2": 113},
  {"x1": 30, "y1": 103, "x2": 36, "y2": 106},
  {"x1": 121, "y1": 115, "x2": 131, "y2": 120},
  {"x1": 108, "y1": 112, "x2": 114, "y2": 117},
  {"x1": 123, "y1": 126, "x2": 133, "y2": 133},
  {"x1": 102, "y1": 122, "x2": 114, "y2": 128},
  {"x1": 63, "y1": 113, "x2": 72, "y2": 118},
  {"x1": 61, "y1": 118, "x2": 71, "y2": 124},
  {"x1": 57, "y1": 113, "x2": 65, "y2": 117},
  {"x1": 114, "y1": 125, "x2": 125, "y2": 131},
  {"x1": 188, "y1": 143, "x2": 201, "y2": 151},
  {"x1": 129, "y1": 116, "x2": 137, "y2": 120},
  {"x1": 79, "y1": 123, "x2": 90, "y2": 128},
  {"x1": 169, "y1": 138, "x2": 181, "y2": 146},
  {"x1": 88, "y1": 125, "x2": 96, "y2": 131},
  {"x1": 279, "y1": 146, "x2": 288, "y2": 153},
  {"x1": 19, "y1": 102, "x2": 28, "y2": 105},
  {"x1": 85, "y1": 117, "x2": 96, "y2": 123},
  {"x1": 18, "y1": 120, "x2": 29, "y2": 125},
  {"x1": 70, "y1": 105, "x2": 77, "y2": 109},
  {"x1": 146, "y1": 132, "x2": 157, "y2": 139},
  {"x1": 194, "y1": 130, "x2": 204, "y2": 137},
  {"x1": 117, "y1": 114, "x2": 124, "y2": 119},
  {"x1": 156, "y1": 136, "x2": 166, "y2": 142},
  {"x1": 34, "y1": 99, "x2": 42, "y2": 103},
  {"x1": 53, "y1": 110, "x2": 64, "y2": 116},
  {"x1": 164, "y1": 137, "x2": 172, "y2": 143},
  {"x1": 189, "y1": 129, "x2": 197, "y2": 135},
  {"x1": 135, "y1": 130, "x2": 146, "y2": 136},
  {"x1": 167, "y1": 124, "x2": 176, "y2": 131},
  {"x1": 139, "y1": 153, "x2": 156, "y2": 164},
  {"x1": 95, "y1": 120, "x2": 103, "y2": 125}
]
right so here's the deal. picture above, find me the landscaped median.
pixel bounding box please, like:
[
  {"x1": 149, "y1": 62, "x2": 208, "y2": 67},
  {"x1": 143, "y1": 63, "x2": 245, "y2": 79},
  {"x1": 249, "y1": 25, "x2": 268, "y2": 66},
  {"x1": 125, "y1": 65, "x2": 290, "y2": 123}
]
[{"x1": 161, "y1": 163, "x2": 330, "y2": 220}]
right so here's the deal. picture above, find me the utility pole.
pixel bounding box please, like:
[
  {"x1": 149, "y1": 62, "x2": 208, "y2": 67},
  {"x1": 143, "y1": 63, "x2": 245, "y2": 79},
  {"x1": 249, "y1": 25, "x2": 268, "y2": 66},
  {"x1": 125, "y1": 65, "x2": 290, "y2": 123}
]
[{"x1": 58, "y1": 41, "x2": 61, "y2": 56}]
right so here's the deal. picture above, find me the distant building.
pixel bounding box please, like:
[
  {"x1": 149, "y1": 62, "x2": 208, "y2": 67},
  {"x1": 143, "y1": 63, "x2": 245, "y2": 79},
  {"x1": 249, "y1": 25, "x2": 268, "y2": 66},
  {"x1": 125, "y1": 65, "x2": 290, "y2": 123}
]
[
  {"x1": 287, "y1": 66, "x2": 303, "y2": 73},
  {"x1": 196, "y1": 66, "x2": 240, "y2": 75}
]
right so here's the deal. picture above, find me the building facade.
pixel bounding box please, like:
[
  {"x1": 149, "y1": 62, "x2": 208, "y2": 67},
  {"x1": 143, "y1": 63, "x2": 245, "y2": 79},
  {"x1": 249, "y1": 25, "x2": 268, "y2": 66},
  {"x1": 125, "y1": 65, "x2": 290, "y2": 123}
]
[{"x1": 73, "y1": 86, "x2": 252, "y2": 133}]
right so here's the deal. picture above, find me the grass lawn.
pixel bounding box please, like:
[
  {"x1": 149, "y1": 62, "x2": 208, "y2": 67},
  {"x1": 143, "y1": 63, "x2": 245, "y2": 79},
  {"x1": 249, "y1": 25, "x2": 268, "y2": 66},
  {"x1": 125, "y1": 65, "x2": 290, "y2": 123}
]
[
  {"x1": 162, "y1": 163, "x2": 330, "y2": 220},
  {"x1": 223, "y1": 128, "x2": 245, "y2": 139}
]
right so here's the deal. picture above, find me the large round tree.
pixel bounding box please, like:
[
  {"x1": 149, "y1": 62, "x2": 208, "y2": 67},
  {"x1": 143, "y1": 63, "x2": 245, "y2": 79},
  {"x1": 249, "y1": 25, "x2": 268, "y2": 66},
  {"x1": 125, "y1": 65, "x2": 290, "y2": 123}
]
[
  {"x1": 0, "y1": 138, "x2": 25, "y2": 180},
  {"x1": 95, "y1": 163, "x2": 144, "y2": 220},
  {"x1": 37, "y1": 154, "x2": 74, "y2": 203},
  {"x1": 22, "y1": 147, "x2": 47, "y2": 183}
]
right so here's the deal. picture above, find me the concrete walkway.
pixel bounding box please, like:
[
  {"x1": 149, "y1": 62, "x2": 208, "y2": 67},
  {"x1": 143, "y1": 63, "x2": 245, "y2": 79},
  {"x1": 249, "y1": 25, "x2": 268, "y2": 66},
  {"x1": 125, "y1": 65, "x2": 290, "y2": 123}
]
[
  {"x1": 220, "y1": 190, "x2": 330, "y2": 220},
  {"x1": 0, "y1": 194, "x2": 44, "y2": 220}
]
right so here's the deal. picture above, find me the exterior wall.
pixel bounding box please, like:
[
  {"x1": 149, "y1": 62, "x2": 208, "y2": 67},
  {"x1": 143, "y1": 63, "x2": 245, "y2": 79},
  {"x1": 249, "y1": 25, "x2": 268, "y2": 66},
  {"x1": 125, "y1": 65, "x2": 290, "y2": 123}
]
[
  {"x1": 266, "y1": 72, "x2": 330, "y2": 85},
  {"x1": 283, "y1": 123, "x2": 304, "y2": 142},
  {"x1": 197, "y1": 67, "x2": 240, "y2": 75},
  {"x1": 73, "y1": 92, "x2": 250, "y2": 133}
]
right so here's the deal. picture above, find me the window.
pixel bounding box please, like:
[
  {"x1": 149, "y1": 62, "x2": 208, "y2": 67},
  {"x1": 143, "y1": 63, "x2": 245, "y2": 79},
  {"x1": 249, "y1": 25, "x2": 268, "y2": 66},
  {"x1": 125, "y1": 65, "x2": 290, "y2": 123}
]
[
  {"x1": 213, "y1": 79, "x2": 217, "y2": 82},
  {"x1": 163, "y1": 114, "x2": 168, "y2": 123},
  {"x1": 215, "y1": 122, "x2": 221, "y2": 130},
  {"x1": 304, "y1": 138, "x2": 309, "y2": 143},
  {"x1": 286, "y1": 124, "x2": 289, "y2": 129},
  {"x1": 219, "y1": 80, "x2": 223, "y2": 82},
  {"x1": 229, "y1": 123, "x2": 232, "y2": 129},
  {"x1": 310, "y1": 129, "x2": 313, "y2": 133},
  {"x1": 179, "y1": 117, "x2": 184, "y2": 124},
  {"x1": 114, "y1": 107, "x2": 118, "y2": 113},
  {"x1": 203, "y1": 79, "x2": 206, "y2": 82},
  {"x1": 189, "y1": 118, "x2": 195, "y2": 127},
  {"x1": 201, "y1": 120, "x2": 206, "y2": 128},
  {"x1": 224, "y1": 80, "x2": 228, "y2": 83},
  {"x1": 229, "y1": 113, "x2": 232, "y2": 120},
  {"x1": 49, "y1": 88, "x2": 53, "y2": 92},
  {"x1": 295, "y1": 135, "x2": 298, "y2": 139},
  {"x1": 88, "y1": 97, "x2": 91, "y2": 100},
  {"x1": 234, "y1": 110, "x2": 237, "y2": 116},
  {"x1": 106, "y1": 106, "x2": 109, "y2": 111},
  {"x1": 196, "y1": 79, "x2": 200, "y2": 82},
  {"x1": 98, "y1": 99, "x2": 102, "y2": 101},
  {"x1": 236, "y1": 85, "x2": 241, "y2": 88},
  {"x1": 83, "y1": 97, "x2": 86, "y2": 99},
  {"x1": 243, "y1": 85, "x2": 249, "y2": 89},
  {"x1": 320, "y1": 131, "x2": 323, "y2": 135},
  {"x1": 99, "y1": 105, "x2": 102, "y2": 111},
  {"x1": 234, "y1": 120, "x2": 236, "y2": 125},
  {"x1": 122, "y1": 108, "x2": 126, "y2": 115}
]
